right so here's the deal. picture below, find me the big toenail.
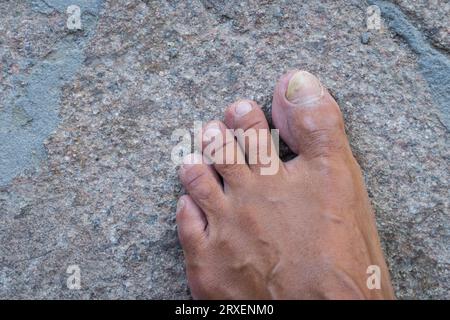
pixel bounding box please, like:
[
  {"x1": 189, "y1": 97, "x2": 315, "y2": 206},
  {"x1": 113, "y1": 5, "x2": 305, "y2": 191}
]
[
  {"x1": 235, "y1": 101, "x2": 252, "y2": 117},
  {"x1": 176, "y1": 198, "x2": 185, "y2": 213},
  {"x1": 203, "y1": 124, "x2": 221, "y2": 141},
  {"x1": 286, "y1": 70, "x2": 324, "y2": 106}
]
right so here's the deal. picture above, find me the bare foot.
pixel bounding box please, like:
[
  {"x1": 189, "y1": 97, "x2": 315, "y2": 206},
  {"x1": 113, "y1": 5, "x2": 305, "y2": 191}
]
[{"x1": 176, "y1": 70, "x2": 395, "y2": 299}]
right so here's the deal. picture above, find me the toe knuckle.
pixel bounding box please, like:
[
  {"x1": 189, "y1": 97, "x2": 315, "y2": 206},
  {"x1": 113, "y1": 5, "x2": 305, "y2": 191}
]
[
  {"x1": 303, "y1": 128, "x2": 347, "y2": 158},
  {"x1": 177, "y1": 224, "x2": 206, "y2": 248},
  {"x1": 184, "y1": 172, "x2": 215, "y2": 201},
  {"x1": 192, "y1": 182, "x2": 215, "y2": 201},
  {"x1": 217, "y1": 164, "x2": 244, "y2": 180},
  {"x1": 182, "y1": 166, "x2": 206, "y2": 185},
  {"x1": 299, "y1": 102, "x2": 343, "y2": 132}
]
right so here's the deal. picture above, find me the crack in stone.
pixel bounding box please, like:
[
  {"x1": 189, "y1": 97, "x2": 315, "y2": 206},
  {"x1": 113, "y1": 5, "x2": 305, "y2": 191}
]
[
  {"x1": 387, "y1": 1, "x2": 450, "y2": 56},
  {"x1": 368, "y1": 0, "x2": 450, "y2": 130}
]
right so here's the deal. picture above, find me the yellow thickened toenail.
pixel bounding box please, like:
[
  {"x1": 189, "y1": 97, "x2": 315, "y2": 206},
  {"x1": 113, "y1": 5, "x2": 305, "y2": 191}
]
[
  {"x1": 286, "y1": 71, "x2": 323, "y2": 105},
  {"x1": 235, "y1": 101, "x2": 252, "y2": 117}
]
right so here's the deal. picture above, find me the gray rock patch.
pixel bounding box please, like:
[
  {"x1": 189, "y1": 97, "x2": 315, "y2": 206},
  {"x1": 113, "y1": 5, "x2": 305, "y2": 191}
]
[
  {"x1": 0, "y1": 0, "x2": 103, "y2": 186},
  {"x1": 370, "y1": 0, "x2": 450, "y2": 129}
]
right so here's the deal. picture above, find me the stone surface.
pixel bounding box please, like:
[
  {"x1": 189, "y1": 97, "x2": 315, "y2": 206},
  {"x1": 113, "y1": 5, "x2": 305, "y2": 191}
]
[{"x1": 0, "y1": 0, "x2": 448, "y2": 299}]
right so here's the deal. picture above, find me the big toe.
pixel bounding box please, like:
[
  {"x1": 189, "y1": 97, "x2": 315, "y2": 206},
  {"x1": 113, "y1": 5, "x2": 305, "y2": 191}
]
[{"x1": 272, "y1": 70, "x2": 350, "y2": 159}]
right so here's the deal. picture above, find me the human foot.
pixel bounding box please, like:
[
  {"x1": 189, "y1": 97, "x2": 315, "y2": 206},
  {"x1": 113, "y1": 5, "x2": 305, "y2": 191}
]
[{"x1": 176, "y1": 70, "x2": 395, "y2": 299}]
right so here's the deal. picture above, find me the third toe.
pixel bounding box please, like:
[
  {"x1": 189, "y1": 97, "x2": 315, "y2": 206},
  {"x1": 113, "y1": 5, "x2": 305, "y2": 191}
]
[{"x1": 201, "y1": 121, "x2": 251, "y2": 185}]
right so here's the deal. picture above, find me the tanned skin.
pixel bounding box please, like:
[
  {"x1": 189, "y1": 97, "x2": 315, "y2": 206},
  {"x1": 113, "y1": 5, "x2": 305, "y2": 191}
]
[{"x1": 176, "y1": 70, "x2": 395, "y2": 299}]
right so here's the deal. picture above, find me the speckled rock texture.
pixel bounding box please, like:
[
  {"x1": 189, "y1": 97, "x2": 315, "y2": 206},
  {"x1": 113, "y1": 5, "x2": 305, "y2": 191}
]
[{"x1": 0, "y1": 0, "x2": 448, "y2": 299}]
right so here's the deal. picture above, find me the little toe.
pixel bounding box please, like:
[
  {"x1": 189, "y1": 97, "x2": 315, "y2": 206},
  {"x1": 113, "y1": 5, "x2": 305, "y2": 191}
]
[
  {"x1": 201, "y1": 121, "x2": 251, "y2": 185},
  {"x1": 176, "y1": 195, "x2": 208, "y2": 251}
]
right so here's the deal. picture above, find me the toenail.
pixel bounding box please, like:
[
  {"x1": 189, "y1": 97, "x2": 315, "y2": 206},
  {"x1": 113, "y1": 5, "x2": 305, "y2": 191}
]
[
  {"x1": 286, "y1": 70, "x2": 324, "y2": 106},
  {"x1": 203, "y1": 124, "x2": 221, "y2": 141},
  {"x1": 235, "y1": 101, "x2": 252, "y2": 117},
  {"x1": 176, "y1": 198, "x2": 185, "y2": 213}
]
